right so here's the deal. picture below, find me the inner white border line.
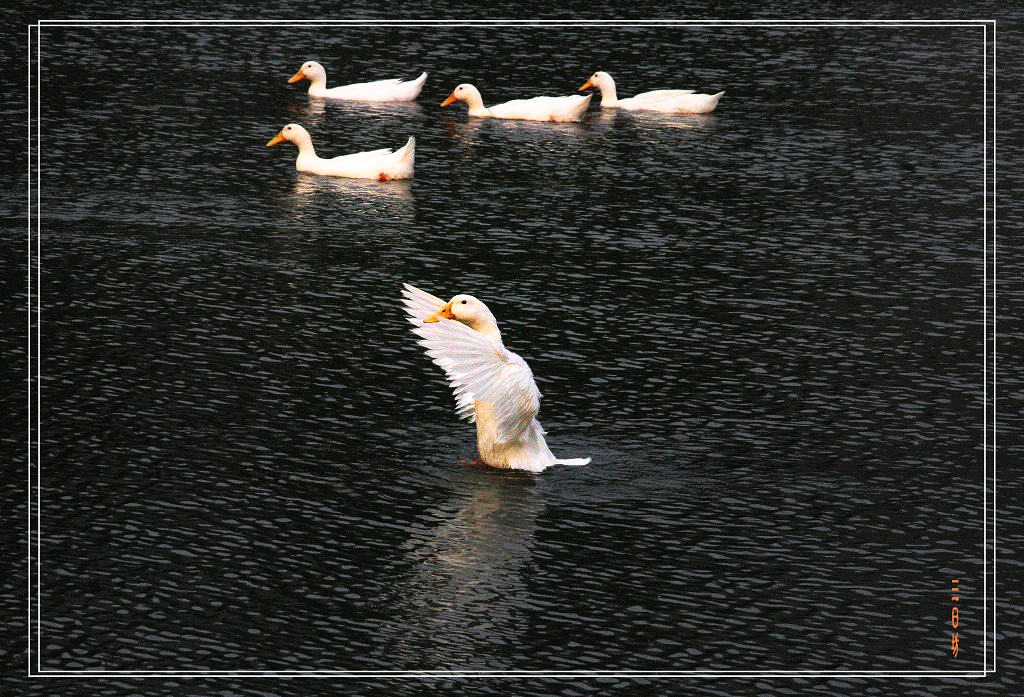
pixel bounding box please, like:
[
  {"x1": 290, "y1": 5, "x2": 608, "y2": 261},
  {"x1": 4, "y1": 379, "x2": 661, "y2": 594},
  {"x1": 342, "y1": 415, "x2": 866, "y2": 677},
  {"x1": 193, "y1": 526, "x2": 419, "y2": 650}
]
[
  {"x1": 992, "y1": 18, "x2": 998, "y2": 674},
  {"x1": 22, "y1": 669, "x2": 992, "y2": 676},
  {"x1": 38, "y1": 18, "x2": 995, "y2": 24},
  {"x1": 27, "y1": 18, "x2": 998, "y2": 679},
  {"x1": 35, "y1": 18, "x2": 43, "y2": 679},
  {"x1": 26, "y1": 20, "x2": 34, "y2": 681},
  {"x1": 34, "y1": 22, "x2": 990, "y2": 28},
  {"x1": 983, "y1": 20, "x2": 987, "y2": 674}
]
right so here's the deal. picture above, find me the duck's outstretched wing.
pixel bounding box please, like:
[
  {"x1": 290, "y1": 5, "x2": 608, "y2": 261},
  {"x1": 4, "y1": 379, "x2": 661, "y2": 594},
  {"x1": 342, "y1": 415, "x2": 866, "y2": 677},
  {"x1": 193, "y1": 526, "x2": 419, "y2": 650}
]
[
  {"x1": 401, "y1": 284, "x2": 541, "y2": 442},
  {"x1": 402, "y1": 283, "x2": 475, "y2": 421},
  {"x1": 401, "y1": 283, "x2": 446, "y2": 322}
]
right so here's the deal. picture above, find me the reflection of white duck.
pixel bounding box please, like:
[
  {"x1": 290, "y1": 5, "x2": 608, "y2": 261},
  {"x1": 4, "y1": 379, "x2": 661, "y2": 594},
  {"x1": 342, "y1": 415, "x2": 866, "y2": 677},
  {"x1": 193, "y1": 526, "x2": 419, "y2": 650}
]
[
  {"x1": 579, "y1": 71, "x2": 724, "y2": 114},
  {"x1": 391, "y1": 471, "x2": 542, "y2": 660},
  {"x1": 440, "y1": 83, "x2": 591, "y2": 123},
  {"x1": 402, "y1": 284, "x2": 590, "y2": 472},
  {"x1": 288, "y1": 60, "x2": 427, "y2": 102},
  {"x1": 266, "y1": 124, "x2": 415, "y2": 180},
  {"x1": 292, "y1": 175, "x2": 414, "y2": 203}
]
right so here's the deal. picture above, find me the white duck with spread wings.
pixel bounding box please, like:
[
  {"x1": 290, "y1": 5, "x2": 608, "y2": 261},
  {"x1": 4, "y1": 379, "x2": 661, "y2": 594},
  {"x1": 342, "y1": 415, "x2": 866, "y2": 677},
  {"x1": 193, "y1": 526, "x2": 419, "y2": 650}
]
[
  {"x1": 402, "y1": 284, "x2": 590, "y2": 472},
  {"x1": 288, "y1": 61, "x2": 427, "y2": 102}
]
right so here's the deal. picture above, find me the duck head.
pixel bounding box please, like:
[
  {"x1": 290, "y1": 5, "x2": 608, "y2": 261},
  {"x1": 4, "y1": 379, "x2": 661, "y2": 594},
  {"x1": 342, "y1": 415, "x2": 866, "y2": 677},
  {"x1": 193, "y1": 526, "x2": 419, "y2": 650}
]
[
  {"x1": 266, "y1": 123, "x2": 313, "y2": 149},
  {"x1": 425, "y1": 294, "x2": 502, "y2": 340},
  {"x1": 288, "y1": 60, "x2": 327, "y2": 85},
  {"x1": 579, "y1": 71, "x2": 613, "y2": 93},
  {"x1": 440, "y1": 83, "x2": 484, "y2": 110}
]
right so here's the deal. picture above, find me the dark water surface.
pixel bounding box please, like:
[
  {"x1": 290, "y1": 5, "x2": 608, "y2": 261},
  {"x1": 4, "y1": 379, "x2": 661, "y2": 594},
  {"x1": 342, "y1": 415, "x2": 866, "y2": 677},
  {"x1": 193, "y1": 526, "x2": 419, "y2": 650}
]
[{"x1": 8, "y1": 17, "x2": 1015, "y2": 693}]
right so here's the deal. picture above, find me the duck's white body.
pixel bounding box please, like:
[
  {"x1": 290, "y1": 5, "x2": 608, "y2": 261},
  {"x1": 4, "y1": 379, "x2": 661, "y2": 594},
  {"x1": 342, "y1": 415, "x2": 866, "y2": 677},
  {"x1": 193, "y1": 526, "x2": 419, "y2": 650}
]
[
  {"x1": 441, "y1": 83, "x2": 591, "y2": 123},
  {"x1": 290, "y1": 61, "x2": 427, "y2": 102},
  {"x1": 402, "y1": 284, "x2": 590, "y2": 472},
  {"x1": 267, "y1": 124, "x2": 414, "y2": 180},
  {"x1": 581, "y1": 71, "x2": 724, "y2": 114}
]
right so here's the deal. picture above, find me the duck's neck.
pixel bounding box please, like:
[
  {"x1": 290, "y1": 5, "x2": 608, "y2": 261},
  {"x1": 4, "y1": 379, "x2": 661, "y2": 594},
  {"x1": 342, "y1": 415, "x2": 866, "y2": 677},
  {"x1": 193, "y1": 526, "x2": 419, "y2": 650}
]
[
  {"x1": 598, "y1": 77, "x2": 619, "y2": 107},
  {"x1": 293, "y1": 138, "x2": 318, "y2": 162},
  {"x1": 306, "y1": 75, "x2": 328, "y2": 97},
  {"x1": 463, "y1": 88, "x2": 492, "y2": 117},
  {"x1": 472, "y1": 318, "x2": 503, "y2": 343}
]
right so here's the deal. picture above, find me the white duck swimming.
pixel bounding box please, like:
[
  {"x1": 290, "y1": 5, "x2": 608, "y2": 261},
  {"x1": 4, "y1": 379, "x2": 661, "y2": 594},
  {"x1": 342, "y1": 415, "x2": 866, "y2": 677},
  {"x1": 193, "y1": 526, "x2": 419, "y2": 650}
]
[
  {"x1": 402, "y1": 283, "x2": 590, "y2": 472},
  {"x1": 288, "y1": 60, "x2": 427, "y2": 102},
  {"x1": 440, "y1": 83, "x2": 592, "y2": 123},
  {"x1": 579, "y1": 71, "x2": 724, "y2": 114},
  {"x1": 266, "y1": 124, "x2": 415, "y2": 180}
]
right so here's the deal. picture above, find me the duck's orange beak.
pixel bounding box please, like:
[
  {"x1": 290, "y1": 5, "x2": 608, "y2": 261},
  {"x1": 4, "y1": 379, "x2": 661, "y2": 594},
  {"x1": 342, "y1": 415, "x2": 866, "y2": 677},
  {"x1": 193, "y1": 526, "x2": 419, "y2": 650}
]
[
  {"x1": 424, "y1": 302, "x2": 455, "y2": 323},
  {"x1": 266, "y1": 131, "x2": 286, "y2": 147},
  {"x1": 440, "y1": 93, "x2": 458, "y2": 107},
  {"x1": 578, "y1": 79, "x2": 594, "y2": 92},
  {"x1": 288, "y1": 69, "x2": 307, "y2": 84}
]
